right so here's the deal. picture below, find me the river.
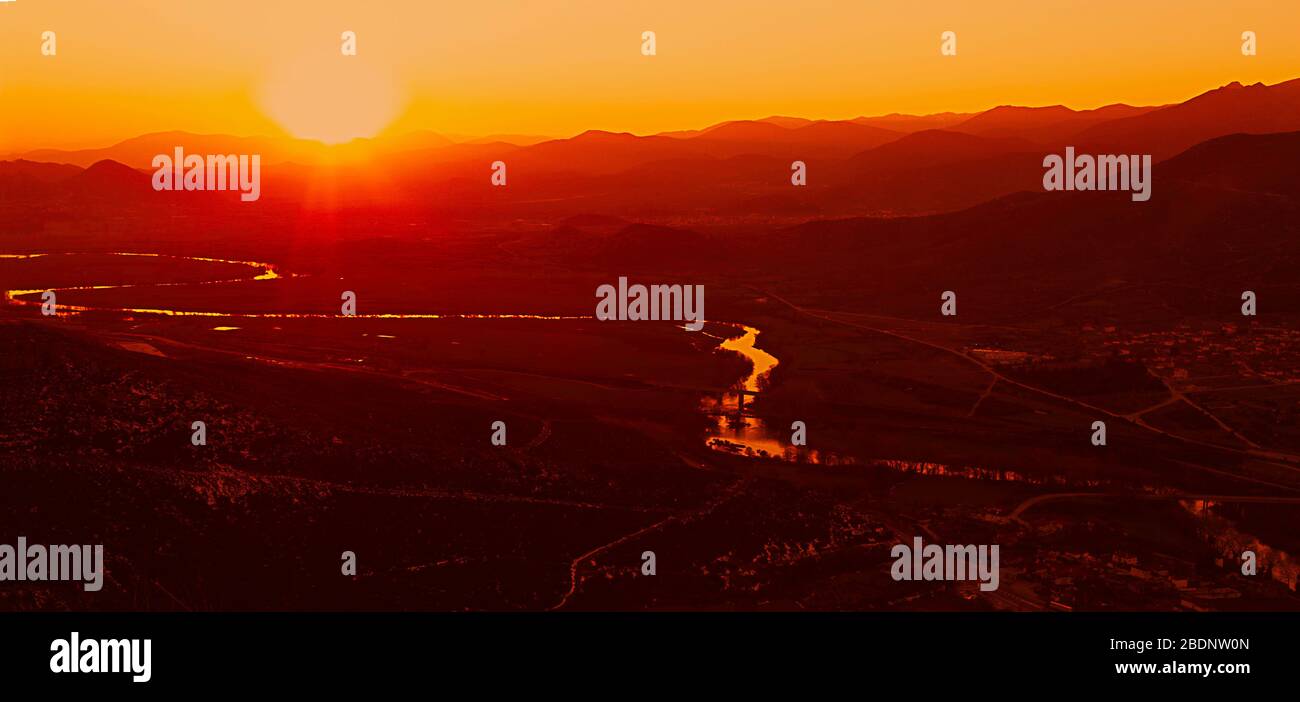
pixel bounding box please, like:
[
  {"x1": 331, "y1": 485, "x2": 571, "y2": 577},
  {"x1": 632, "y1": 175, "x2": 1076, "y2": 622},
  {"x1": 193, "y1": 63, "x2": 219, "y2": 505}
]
[{"x1": 7, "y1": 251, "x2": 1297, "y2": 592}]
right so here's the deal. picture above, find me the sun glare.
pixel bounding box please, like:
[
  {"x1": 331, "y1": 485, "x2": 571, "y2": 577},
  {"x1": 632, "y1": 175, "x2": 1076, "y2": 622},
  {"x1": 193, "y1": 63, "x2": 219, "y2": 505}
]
[{"x1": 259, "y1": 54, "x2": 402, "y2": 144}]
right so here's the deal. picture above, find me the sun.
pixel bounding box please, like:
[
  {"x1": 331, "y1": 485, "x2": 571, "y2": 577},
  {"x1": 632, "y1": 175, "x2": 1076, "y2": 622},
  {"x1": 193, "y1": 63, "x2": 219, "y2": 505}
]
[{"x1": 259, "y1": 53, "x2": 402, "y2": 144}]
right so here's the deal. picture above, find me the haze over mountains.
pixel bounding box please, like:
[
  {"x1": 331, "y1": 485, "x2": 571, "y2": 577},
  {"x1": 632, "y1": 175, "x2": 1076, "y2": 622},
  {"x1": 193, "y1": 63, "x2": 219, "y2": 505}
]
[
  {"x1": 756, "y1": 128, "x2": 1300, "y2": 315},
  {"x1": 4, "y1": 77, "x2": 1300, "y2": 221},
  {"x1": 6, "y1": 76, "x2": 1300, "y2": 326},
  {"x1": 6, "y1": 71, "x2": 1300, "y2": 617}
]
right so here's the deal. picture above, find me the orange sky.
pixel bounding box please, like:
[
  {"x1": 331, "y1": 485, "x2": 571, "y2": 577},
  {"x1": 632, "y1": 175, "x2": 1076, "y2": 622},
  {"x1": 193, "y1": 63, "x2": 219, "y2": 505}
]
[{"x1": 2, "y1": 0, "x2": 1299, "y2": 151}]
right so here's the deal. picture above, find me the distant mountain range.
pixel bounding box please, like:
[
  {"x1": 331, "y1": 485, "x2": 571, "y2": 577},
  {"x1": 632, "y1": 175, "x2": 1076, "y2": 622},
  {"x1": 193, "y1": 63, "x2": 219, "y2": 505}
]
[
  {"x1": 741, "y1": 127, "x2": 1300, "y2": 318},
  {"x1": 5, "y1": 77, "x2": 1300, "y2": 219}
]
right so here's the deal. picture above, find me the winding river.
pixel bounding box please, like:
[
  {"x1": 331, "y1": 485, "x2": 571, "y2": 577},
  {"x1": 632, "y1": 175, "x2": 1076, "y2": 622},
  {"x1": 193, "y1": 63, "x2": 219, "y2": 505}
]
[
  {"x1": 2, "y1": 252, "x2": 780, "y2": 454},
  {"x1": 0, "y1": 252, "x2": 1098, "y2": 470},
  {"x1": 0, "y1": 252, "x2": 1214, "y2": 480},
  {"x1": 7, "y1": 252, "x2": 1298, "y2": 592}
]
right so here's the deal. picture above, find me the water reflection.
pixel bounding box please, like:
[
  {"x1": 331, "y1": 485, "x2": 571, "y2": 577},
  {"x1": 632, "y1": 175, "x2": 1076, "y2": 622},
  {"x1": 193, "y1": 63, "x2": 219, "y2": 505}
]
[
  {"x1": 2, "y1": 251, "x2": 587, "y2": 321},
  {"x1": 706, "y1": 413, "x2": 1106, "y2": 486},
  {"x1": 703, "y1": 315, "x2": 1103, "y2": 487},
  {"x1": 707, "y1": 415, "x2": 850, "y2": 465},
  {"x1": 717, "y1": 325, "x2": 776, "y2": 392}
]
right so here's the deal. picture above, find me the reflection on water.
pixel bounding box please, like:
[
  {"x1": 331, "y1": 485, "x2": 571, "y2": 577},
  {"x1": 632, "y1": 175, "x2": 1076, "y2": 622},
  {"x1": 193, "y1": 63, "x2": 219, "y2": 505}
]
[
  {"x1": 3, "y1": 252, "x2": 285, "y2": 311},
  {"x1": 704, "y1": 315, "x2": 1296, "y2": 594},
  {"x1": 706, "y1": 412, "x2": 1104, "y2": 486},
  {"x1": 718, "y1": 325, "x2": 777, "y2": 392},
  {"x1": 704, "y1": 320, "x2": 849, "y2": 464},
  {"x1": 704, "y1": 313, "x2": 1105, "y2": 488},
  {"x1": 707, "y1": 415, "x2": 851, "y2": 465},
  {"x1": 2, "y1": 251, "x2": 587, "y2": 321}
]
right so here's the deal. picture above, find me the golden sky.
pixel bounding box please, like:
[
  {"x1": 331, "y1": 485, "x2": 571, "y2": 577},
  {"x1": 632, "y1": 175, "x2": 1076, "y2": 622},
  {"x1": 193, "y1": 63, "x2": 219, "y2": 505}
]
[{"x1": 1, "y1": 0, "x2": 1298, "y2": 151}]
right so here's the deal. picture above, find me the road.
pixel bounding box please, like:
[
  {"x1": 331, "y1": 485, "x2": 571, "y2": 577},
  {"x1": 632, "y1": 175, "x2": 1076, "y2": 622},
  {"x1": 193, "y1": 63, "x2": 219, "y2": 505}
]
[{"x1": 760, "y1": 288, "x2": 1300, "y2": 489}]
